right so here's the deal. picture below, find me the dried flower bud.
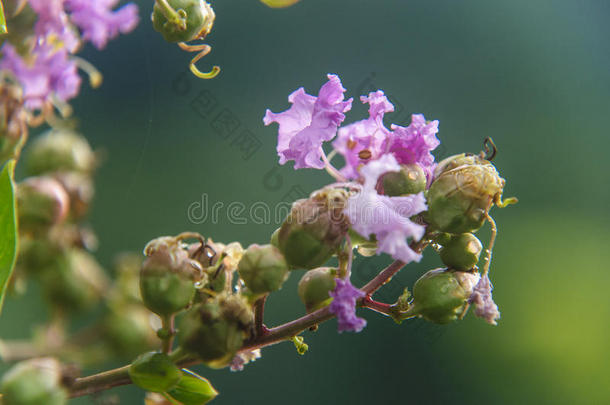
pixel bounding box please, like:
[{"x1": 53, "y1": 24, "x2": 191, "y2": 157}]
[
  {"x1": 426, "y1": 154, "x2": 506, "y2": 233},
  {"x1": 297, "y1": 267, "x2": 337, "y2": 313},
  {"x1": 278, "y1": 189, "x2": 349, "y2": 269},
  {"x1": 140, "y1": 237, "x2": 202, "y2": 317},
  {"x1": 24, "y1": 130, "x2": 96, "y2": 176},
  {"x1": 178, "y1": 294, "x2": 253, "y2": 369},
  {"x1": 129, "y1": 352, "x2": 182, "y2": 393},
  {"x1": 238, "y1": 244, "x2": 289, "y2": 295},
  {"x1": 152, "y1": 0, "x2": 215, "y2": 43},
  {"x1": 379, "y1": 163, "x2": 427, "y2": 196},
  {"x1": 0, "y1": 357, "x2": 68, "y2": 405},
  {"x1": 0, "y1": 83, "x2": 28, "y2": 163},
  {"x1": 16, "y1": 177, "x2": 70, "y2": 232},
  {"x1": 439, "y1": 233, "x2": 483, "y2": 271},
  {"x1": 409, "y1": 268, "x2": 480, "y2": 324}
]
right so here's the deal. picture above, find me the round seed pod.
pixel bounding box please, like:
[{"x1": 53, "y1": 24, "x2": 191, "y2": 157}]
[
  {"x1": 24, "y1": 130, "x2": 96, "y2": 176},
  {"x1": 178, "y1": 294, "x2": 253, "y2": 369},
  {"x1": 0, "y1": 358, "x2": 67, "y2": 405},
  {"x1": 140, "y1": 237, "x2": 201, "y2": 317},
  {"x1": 152, "y1": 0, "x2": 215, "y2": 43},
  {"x1": 278, "y1": 189, "x2": 349, "y2": 269},
  {"x1": 426, "y1": 154, "x2": 505, "y2": 234},
  {"x1": 409, "y1": 268, "x2": 480, "y2": 324},
  {"x1": 16, "y1": 177, "x2": 70, "y2": 232},
  {"x1": 297, "y1": 267, "x2": 337, "y2": 312},
  {"x1": 380, "y1": 163, "x2": 427, "y2": 196},
  {"x1": 237, "y1": 244, "x2": 289, "y2": 295},
  {"x1": 439, "y1": 233, "x2": 483, "y2": 270}
]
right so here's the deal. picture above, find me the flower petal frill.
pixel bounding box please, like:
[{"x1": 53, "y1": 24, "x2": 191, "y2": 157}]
[
  {"x1": 469, "y1": 273, "x2": 501, "y2": 325},
  {"x1": 263, "y1": 74, "x2": 352, "y2": 169},
  {"x1": 344, "y1": 154, "x2": 427, "y2": 263},
  {"x1": 329, "y1": 278, "x2": 366, "y2": 333}
]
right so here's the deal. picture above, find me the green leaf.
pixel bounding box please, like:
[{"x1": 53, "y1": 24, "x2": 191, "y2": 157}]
[
  {"x1": 0, "y1": 1, "x2": 7, "y2": 35},
  {"x1": 0, "y1": 159, "x2": 17, "y2": 314},
  {"x1": 167, "y1": 369, "x2": 218, "y2": 405}
]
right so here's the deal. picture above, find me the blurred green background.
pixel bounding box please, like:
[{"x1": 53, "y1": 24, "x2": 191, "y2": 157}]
[{"x1": 2, "y1": 0, "x2": 610, "y2": 403}]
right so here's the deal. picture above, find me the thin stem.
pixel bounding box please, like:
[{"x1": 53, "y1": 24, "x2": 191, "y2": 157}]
[
  {"x1": 155, "y1": 0, "x2": 187, "y2": 30},
  {"x1": 320, "y1": 148, "x2": 347, "y2": 182},
  {"x1": 481, "y1": 213, "x2": 497, "y2": 276},
  {"x1": 69, "y1": 365, "x2": 131, "y2": 398},
  {"x1": 360, "y1": 296, "x2": 393, "y2": 316},
  {"x1": 253, "y1": 295, "x2": 269, "y2": 337},
  {"x1": 161, "y1": 315, "x2": 176, "y2": 354},
  {"x1": 361, "y1": 260, "x2": 405, "y2": 295}
]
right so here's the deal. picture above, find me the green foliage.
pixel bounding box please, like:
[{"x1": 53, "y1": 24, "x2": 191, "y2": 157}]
[
  {"x1": 167, "y1": 369, "x2": 218, "y2": 405},
  {"x1": 129, "y1": 352, "x2": 182, "y2": 393},
  {"x1": 0, "y1": 159, "x2": 17, "y2": 313}
]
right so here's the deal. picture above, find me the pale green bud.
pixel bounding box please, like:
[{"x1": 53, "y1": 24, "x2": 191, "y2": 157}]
[
  {"x1": 238, "y1": 244, "x2": 289, "y2": 295},
  {"x1": 439, "y1": 233, "x2": 483, "y2": 270},
  {"x1": 297, "y1": 267, "x2": 337, "y2": 312},
  {"x1": 380, "y1": 163, "x2": 427, "y2": 196},
  {"x1": 0, "y1": 358, "x2": 67, "y2": 405}
]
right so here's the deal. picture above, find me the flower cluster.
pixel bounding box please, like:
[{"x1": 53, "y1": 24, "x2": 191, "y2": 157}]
[{"x1": 0, "y1": 0, "x2": 139, "y2": 111}]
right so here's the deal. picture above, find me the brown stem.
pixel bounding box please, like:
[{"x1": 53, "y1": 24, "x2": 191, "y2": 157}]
[
  {"x1": 253, "y1": 295, "x2": 269, "y2": 337},
  {"x1": 360, "y1": 296, "x2": 393, "y2": 316}
]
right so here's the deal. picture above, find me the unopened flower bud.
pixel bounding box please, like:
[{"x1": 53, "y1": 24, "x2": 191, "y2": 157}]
[
  {"x1": 103, "y1": 306, "x2": 158, "y2": 358},
  {"x1": 140, "y1": 237, "x2": 202, "y2": 317},
  {"x1": 426, "y1": 154, "x2": 506, "y2": 233},
  {"x1": 0, "y1": 358, "x2": 67, "y2": 405},
  {"x1": 178, "y1": 294, "x2": 253, "y2": 368},
  {"x1": 152, "y1": 0, "x2": 215, "y2": 43},
  {"x1": 409, "y1": 268, "x2": 480, "y2": 324},
  {"x1": 439, "y1": 233, "x2": 483, "y2": 270},
  {"x1": 24, "y1": 130, "x2": 96, "y2": 176},
  {"x1": 128, "y1": 352, "x2": 182, "y2": 393},
  {"x1": 379, "y1": 163, "x2": 427, "y2": 196},
  {"x1": 16, "y1": 177, "x2": 70, "y2": 231},
  {"x1": 297, "y1": 267, "x2": 337, "y2": 312},
  {"x1": 278, "y1": 189, "x2": 349, "y2": 269},
  {"x1": 238, "y1": 244, "x2": 289, "y2": 295},
  {"x1": 40, "y1": 249, "x2": 108, "y2": 312}
]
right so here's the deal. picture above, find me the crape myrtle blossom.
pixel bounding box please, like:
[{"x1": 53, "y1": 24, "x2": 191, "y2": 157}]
[
  {"x1": 332, "y1": 90, "x2": 394, "y2": 179},
  {"x1": 0, "y1": 44, "x2": 80, "y2": 110},
  {"x1": 469, "y1": 273, "x2": 501, "y2": 325},
  {"x1": 0, "y1": 0, "x2": 139, "y2": 111},
  {"x1": 345, "y1": 154, "x2": 427, "y2": 263},
  {"x1": 329, "y1": 278, "x2": 366, "y2": 333},
  {"x1": 263, "y1": 74, "x2": 353, "y2": 169},
  {"x1": 389, "y1": 114, "x2": 440, "y2": 182}
]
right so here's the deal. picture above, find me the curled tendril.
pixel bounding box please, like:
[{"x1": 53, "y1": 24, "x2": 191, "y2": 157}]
[
  {"x1": 178, "y1": 42, "x2": 220, "y2": 79},
  {"x1": 480, "y1": 137, "x2": 497, "y2": 161}
]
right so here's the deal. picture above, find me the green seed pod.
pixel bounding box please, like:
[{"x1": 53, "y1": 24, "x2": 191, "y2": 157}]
[
  {"x1": 297, "y1": 267, "x2": 337, "y2": 312},
  {"x1": 24, "y1": 130, "x2": 96, "y2": 176},
  {"x1": 103, "y1": 305, "x2": 158, "y2": 358},
  {"x1": 40, "y1": 249, "x2": 108, "y2": 312},
  {"x1": 380, "y1": 163, "x2": 427, "y2": 196},
  {"x1": 410, "y1": 268, "x2": 480, "y2": 324},
  {"x1": 128, "y1": 352, "x2": 182, "y2": 393},
  {"x1": 0, "y1": 358, "x2": 67, "y2": 405},
  {"x1": 178, "y1": 294, "x2": 253, "y2": 368},
  {"x1": 439, "y1": 233, "x2": 483, "y2": 270},
  {"x1": 52, "y1": 172, "x2": 94, "y2": 220},
  {"x1": 278, "y1": 189, "x2": 349, "y2": 269},
  {"x1": 426, "y1": 154, "x2": 506, "y2": 233},
  {"x1": 140, "y1": 237, "x2": 202, "y2": 317},
  {"x1": 16, "y1": 177, "x2": 70, "y2": 232},
  {"x1": 238, "y1": 244, "x2": 289, "y2": 295},
  {"x1": 152, "y1": 0, "x2": 215, "y2": 43}
]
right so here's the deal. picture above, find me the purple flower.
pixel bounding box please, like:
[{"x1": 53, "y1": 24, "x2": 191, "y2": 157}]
[
  {"x1": 329, "y1": 278, "x2": 366, "y2": 333},
  {"x1": 65, "y1": 0, "x2": 139, "y2": 49},
  {"x1": 389, "y1": 114, "x2": 440, "y2": 182},
  {"x1": 469, "y1": 273, "x2": 501, "y2": 325},
  {"x1": 229, "y1": 349, "x2": 261, "y2": 372},
  {"x1": 28, "y1": 0, "x2": 79, "y2": 52},
  {"x1": 344, "y1": 154, "x2": 427, "y2": 263},
  {"x1": 333, "y1": 90, "x2": 394, "y2": 179},
  {"x1": 0, "y1": 44, "x2": 80, "y2": 109},
  {"x1": 263, "y1": 74, "x2": 352, "y2": 169}
]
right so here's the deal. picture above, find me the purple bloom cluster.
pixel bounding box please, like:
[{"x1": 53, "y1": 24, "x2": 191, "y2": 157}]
[
  {"x1": 329, "y1": 278, "x2": 366, "y2": 333},
  {"x1": 0, "y1": 0, "x2": 139, "y2": 110},
  {"x1": 469, "y1": 273, "x2": 501, "y2": 325}
]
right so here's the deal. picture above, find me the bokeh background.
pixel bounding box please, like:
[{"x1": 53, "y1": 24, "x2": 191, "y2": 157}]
[{"x1": 2, "y1": 0, "x2": 610, "y2": 403}]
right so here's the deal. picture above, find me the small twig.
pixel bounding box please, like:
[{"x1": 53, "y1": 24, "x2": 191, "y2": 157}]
[{"x1": 253, "y1": 295, "x2": 269, "y2": 337}]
